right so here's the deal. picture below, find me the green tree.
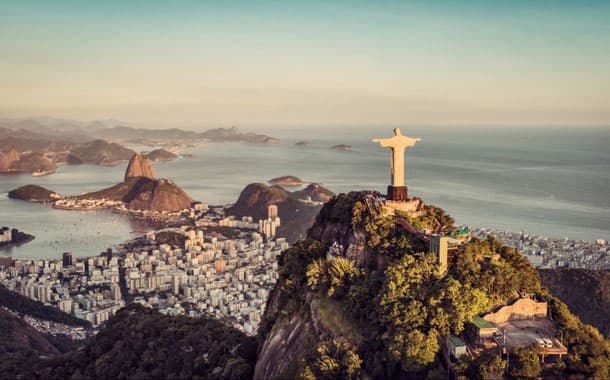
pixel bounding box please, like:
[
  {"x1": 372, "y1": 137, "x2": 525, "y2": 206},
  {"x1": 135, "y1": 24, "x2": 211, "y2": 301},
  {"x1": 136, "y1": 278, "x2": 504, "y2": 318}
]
[
  {"x1": 509, "y1": 345, "x2": 541, "y2": 379},
  {"x1": 307, "y1": 257, "x2": 361, "y2": 298}
]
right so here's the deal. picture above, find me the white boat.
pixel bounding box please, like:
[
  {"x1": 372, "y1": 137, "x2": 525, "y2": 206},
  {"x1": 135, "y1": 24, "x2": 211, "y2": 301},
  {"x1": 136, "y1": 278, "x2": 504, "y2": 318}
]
[{"x1": 32, "y1": 170, "x2": 56, "y2": 177}]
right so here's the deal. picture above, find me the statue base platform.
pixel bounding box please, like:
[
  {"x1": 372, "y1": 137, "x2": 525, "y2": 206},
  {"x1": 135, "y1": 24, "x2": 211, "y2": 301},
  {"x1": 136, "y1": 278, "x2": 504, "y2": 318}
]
[{"x1": 387, "y1": 185, "x2": 408, "y2": 201}]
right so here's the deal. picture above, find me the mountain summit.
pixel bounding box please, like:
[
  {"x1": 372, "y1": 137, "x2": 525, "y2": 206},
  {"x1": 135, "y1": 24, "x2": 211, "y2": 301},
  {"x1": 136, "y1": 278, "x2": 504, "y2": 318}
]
[{"x1": 124, "y1": 153, "x2": 155, "y2": 180}]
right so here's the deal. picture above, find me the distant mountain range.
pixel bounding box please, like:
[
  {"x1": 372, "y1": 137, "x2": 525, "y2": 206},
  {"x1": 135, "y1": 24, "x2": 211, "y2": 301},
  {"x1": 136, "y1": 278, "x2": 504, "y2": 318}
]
[{"x1": 0, "y1": 117, "x2": 279, "y2": 146}]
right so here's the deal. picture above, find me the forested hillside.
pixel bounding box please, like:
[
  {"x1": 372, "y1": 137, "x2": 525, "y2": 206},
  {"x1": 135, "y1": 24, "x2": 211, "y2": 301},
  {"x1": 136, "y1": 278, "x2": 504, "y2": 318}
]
[
  {"x1": 29, "y1": 304, "x2": 257, "y2": 380},
  {"x1": 540, "y1": 268, "x2": 610, "y2": 337}
]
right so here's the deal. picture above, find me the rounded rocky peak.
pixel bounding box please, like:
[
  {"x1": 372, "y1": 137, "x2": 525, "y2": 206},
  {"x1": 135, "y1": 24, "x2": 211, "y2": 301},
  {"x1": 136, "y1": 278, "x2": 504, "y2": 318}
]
[{"x1": 124, "y1": 153, "x2": 155, "y2": 181}]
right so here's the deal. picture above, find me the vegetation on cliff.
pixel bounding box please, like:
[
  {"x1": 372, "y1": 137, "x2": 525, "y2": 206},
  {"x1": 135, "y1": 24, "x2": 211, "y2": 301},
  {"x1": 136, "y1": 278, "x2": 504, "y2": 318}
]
[
  {"x1": 258, "y1": 191, "x2": 610, "y2": 379},
  {"x1": 31, "y1": 304, "x2": 257, "y2": 380},
  {"x1": 0, "y1": 308, "x2": 61, "y2": 376},
  {"x1": 0, "y1": 285, "x2": 90, "y2": 378},
  {"x1": 539, "y1": 268, "x2": 610, "y2": 337}
]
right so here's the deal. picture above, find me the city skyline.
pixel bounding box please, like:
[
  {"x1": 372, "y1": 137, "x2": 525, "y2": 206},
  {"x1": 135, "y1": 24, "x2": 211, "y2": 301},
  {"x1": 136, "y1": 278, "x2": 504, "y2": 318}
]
[{"x1": 1, "y1": 1, "x2": 610, "y2": 128}]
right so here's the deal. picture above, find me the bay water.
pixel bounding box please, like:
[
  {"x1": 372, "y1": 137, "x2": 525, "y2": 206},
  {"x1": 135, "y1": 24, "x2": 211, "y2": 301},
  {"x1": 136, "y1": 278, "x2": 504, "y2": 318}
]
[{"x1": 1, "y1": 126, "x2": 608, "y2": 259}]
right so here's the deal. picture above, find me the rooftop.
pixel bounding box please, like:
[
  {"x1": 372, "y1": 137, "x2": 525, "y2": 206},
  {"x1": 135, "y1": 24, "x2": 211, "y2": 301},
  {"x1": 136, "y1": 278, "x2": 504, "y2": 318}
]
[
  {"x1": 448, "y1": 334, "x2": 465, "y2": 347},
  {"x1": 472, "y1": 316, "x2": 496, "y2": 329}
]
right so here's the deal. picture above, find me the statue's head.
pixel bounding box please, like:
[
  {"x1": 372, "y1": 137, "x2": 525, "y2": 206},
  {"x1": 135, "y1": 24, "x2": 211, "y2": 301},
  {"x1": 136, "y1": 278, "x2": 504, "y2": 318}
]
[{"x1": 393, "y1": 127, "x2": 402, "y2": 136}]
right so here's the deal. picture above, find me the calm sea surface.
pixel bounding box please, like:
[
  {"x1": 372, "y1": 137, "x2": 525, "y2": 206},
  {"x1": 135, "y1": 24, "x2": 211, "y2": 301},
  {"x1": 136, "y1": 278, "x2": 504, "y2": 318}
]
[{"x1": 1, "y1": 126, "x2": 609, "y2": 259}]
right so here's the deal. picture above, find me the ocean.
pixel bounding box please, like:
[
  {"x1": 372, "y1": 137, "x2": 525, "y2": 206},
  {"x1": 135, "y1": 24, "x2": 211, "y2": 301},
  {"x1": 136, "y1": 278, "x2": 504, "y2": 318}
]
[{"x1": 1, "y1": 126, "x2": 609, "y2": 259}]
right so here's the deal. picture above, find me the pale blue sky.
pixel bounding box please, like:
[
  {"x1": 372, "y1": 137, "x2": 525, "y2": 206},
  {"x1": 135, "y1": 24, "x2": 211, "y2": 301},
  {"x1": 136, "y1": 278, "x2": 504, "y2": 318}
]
[{"x1": 1, "y1": 1, "x2": 609, "y2": 128}]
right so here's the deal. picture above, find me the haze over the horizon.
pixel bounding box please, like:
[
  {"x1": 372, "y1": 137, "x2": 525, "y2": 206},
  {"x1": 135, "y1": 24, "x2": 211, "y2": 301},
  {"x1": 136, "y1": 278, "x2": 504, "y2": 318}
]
[{"x1": 1, "y1": 1, "x2": 609, "y2": 128}]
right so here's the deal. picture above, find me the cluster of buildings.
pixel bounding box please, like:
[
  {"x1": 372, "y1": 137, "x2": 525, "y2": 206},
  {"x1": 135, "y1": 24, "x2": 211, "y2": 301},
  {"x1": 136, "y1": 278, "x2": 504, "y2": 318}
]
[
  {"x1": 53, "y1": 197, "x2": 207, "y2": 220},
  {"x1": 127, "y1": 226, "x2": 286, "y2": 335},
  {"x1": 259, "y1": 204, "x2": 281, "y2": 238},
  {"x1": 218, "y1": 215, "x2": 258, "y2": 229},
  {"x1": 0, "y1": 203, "x2": 287, "y2": 336},
  {"x1": 0, "y1": 251, "x2": 126, "y2": 327},
  {"x1": 54, "y1": 198, "x2": 124, "y2": 211},
  {"x1": 473, "y1": 228, "x2": 610, "y2": 270},
  {"x1": 0, "y1": 227, "x2": 12, "y2": 244}
]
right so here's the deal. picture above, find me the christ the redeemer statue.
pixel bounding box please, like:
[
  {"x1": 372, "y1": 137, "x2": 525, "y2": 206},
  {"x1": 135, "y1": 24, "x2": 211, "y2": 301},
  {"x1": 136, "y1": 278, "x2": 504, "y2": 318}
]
[{"x1": 372, "y1": 128, "x2": 421, "y2": 201}]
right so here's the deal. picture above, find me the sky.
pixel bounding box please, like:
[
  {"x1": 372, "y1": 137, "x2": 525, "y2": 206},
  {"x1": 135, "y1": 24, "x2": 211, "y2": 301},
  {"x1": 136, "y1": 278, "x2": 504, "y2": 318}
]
[{"x1": 1, "y1": 1, "x2": 609, "y2": 129}]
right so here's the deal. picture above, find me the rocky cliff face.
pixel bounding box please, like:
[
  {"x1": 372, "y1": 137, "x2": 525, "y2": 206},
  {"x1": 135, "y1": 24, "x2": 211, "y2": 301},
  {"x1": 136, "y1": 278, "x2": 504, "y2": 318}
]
[
  {"x1": 124, "y1": 153, "x2": 155, "y2": 180},
  {"x1": 254, "y1": 292, "x2": 320, "y2": 379},
  {"x1": 253, "y1": 196, "x2": 372, "y2": 379}
]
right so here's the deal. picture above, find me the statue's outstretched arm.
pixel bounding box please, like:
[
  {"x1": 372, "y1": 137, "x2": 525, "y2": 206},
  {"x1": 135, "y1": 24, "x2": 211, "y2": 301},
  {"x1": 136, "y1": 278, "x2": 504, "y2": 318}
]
[{"x1": 372, "y1": 137, "x2": 393, "y2": 147}]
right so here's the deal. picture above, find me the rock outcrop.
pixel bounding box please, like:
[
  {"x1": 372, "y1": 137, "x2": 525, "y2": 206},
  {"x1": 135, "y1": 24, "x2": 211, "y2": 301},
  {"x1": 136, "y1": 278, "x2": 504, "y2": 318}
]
[
  {"x1": 78, "y1": 177, "x2": 193, "y2": 212},
  {"x1": 126, "y1": 178, "x2": 193, "y2": 212},
  {"x1": 124, "y1": 153, "x2": 155, "y2": 180}
]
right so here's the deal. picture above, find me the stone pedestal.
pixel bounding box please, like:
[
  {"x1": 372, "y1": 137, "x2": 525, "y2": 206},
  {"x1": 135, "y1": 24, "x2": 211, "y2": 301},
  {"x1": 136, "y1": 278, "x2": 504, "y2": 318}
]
[{"x1": 387, "y1": 185, "x2": 408, "y2": 201}]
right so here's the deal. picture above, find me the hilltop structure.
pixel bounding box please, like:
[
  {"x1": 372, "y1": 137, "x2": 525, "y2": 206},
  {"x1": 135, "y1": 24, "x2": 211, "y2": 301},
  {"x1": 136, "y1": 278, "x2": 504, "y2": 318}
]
[{"x1": 372, "y1": 127, "x2": 421, "y2": 201}]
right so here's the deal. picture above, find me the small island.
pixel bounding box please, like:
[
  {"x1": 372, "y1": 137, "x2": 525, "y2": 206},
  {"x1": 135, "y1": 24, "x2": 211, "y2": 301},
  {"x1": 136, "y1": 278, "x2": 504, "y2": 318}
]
[
  {"x1": 8, "y1": 185, "x2": 62, "y2": 202},
  {"x1": 330, "y1": 144, "x2": 352, "y2": 151},
  {"x1": 145, "y1": 149, "x2": 178, "y2": 162},
  {"x1": 0, "y1": 227, "x2": 35, "y2": 249},
  {"x1": 268, "y1": 175, "x2": 308, "y2": 187},
  {"x1": 295, "y1": 141, "x2": 312, "y2": 147}
]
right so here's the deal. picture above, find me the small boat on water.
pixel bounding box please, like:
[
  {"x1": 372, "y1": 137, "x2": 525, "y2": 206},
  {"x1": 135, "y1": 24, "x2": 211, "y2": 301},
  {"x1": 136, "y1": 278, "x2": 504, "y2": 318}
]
[{"x1": 32, "y1": 170, "x2": 56, "y2": 177}]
